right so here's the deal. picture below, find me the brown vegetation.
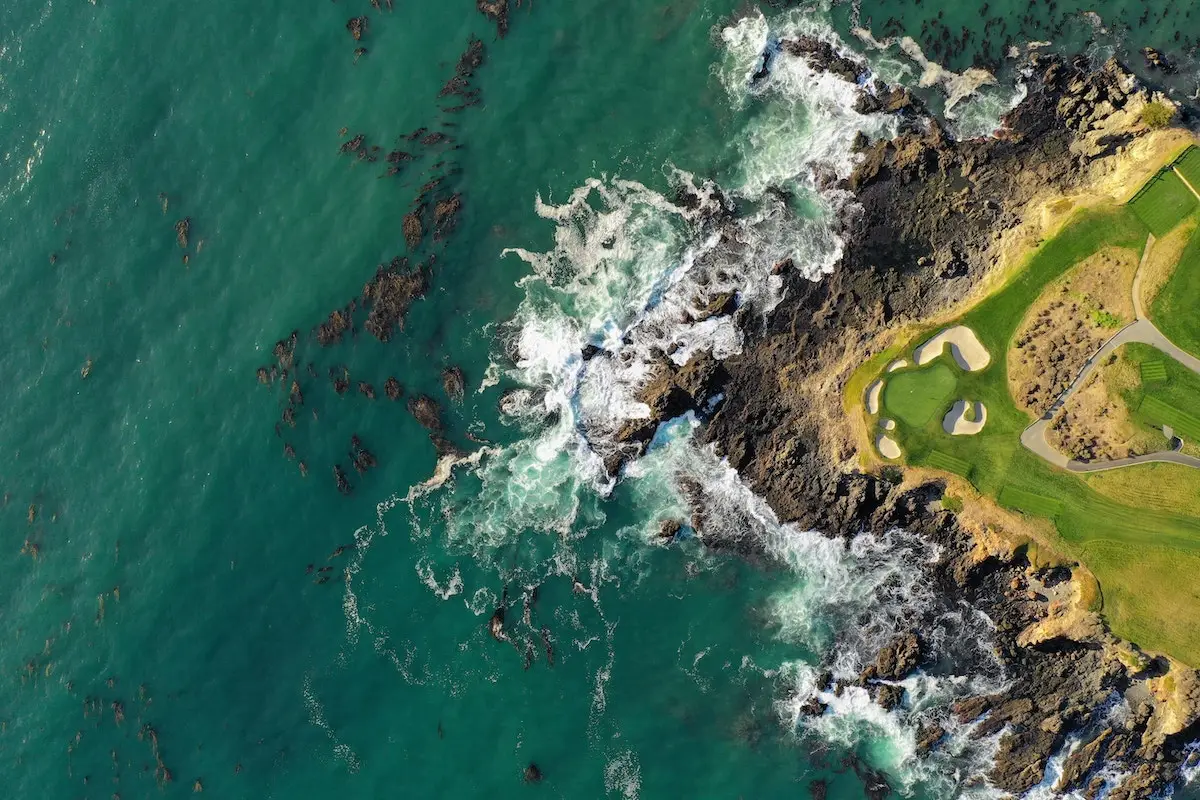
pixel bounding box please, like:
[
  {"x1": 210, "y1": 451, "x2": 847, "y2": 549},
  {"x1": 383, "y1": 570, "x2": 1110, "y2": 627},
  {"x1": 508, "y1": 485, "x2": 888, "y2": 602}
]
[
  {"x1": 1008, "y1": 247, "x2": 1138, "y2": 416},
  {"x1": 1047, "y1": 350, "x2": 1167, "y2": 461}
]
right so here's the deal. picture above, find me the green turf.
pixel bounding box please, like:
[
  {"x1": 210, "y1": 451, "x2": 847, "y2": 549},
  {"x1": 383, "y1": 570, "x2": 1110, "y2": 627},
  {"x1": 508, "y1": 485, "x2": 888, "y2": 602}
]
[
  {"x1": 881, "y1": 363, "x2": 958, "y2": 427},
  {"x1": 1150, "y1": 221, "x2": 1200, "y2": 358},
  {"x1": 1174, "y1": 145, "x2": 1200, "y2": 193},
  {"x1": 1119, "y1": 343, "x2": 1200, "y2": 443},
  {"x1": 853, "y1": 203, "x2": 1200, "y2": 663},
  {"x1": 998, "y1": 485, "x2": 1064, "y2": 518},
  {"x1": 1128, "y1": 169, "x2": 1198, "y2": 236},
  {"x1": 924, "y1": 450, "x2": 972, "y2": 477},
  {"x1": 1140, "y1": 361, "x2": 1168, "y2": 383},
  {"x1": 1140, "y1": 396, "x2": 1200, "y2": 442}
]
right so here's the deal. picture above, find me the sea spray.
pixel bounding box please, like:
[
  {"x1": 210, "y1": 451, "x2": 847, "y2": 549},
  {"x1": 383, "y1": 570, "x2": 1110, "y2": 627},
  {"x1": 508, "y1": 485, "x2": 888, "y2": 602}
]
[{"x1": 339, "y1": 10, "x2": 1021, "y2": 796}]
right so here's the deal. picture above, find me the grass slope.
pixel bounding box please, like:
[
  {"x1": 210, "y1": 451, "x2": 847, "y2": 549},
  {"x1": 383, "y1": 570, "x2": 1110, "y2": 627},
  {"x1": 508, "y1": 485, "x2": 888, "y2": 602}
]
[
  {"x1": 1150, "y1": 221, "x2": 1200, "y2": 358},
  {"x1": 1174, "y1": 145, "x2": 1200, "y2": 192},
  {"x1": 1129, "y1": 168, "x2": 1197, "y2": 236},
  {"x1": 859, "y1": 203, "x2": 1200, "y2": 664},
  {"x1": 1118, "y1": 342, "x2": 1200, "y2": 446}
]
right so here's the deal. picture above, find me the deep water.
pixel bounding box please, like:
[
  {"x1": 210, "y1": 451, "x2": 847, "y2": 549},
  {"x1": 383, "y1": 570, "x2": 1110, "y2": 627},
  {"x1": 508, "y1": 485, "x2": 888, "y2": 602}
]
[{"x1": 0, "y1": 1, "x2": 1198, "y2": 798}]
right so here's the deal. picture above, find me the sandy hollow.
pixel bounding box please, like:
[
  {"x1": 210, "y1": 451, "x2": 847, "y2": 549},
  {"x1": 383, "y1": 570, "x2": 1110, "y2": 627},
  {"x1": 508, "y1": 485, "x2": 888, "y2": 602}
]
[
  {"x1": 944, "y1": 400, "x2": 988, "y2": 435},
  {"x1": 914, "y1": 325, "x2": 991, "y2": 371},
  {"x1": 876, "y1": 434, "x2": 902, "y2": 459}
]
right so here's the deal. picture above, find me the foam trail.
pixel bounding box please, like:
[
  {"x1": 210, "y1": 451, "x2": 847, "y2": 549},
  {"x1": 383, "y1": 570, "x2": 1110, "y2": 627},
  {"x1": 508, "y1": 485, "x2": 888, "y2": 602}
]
[{"x1": 335, "y1": 8, "x2": 1032, "y2": 797}]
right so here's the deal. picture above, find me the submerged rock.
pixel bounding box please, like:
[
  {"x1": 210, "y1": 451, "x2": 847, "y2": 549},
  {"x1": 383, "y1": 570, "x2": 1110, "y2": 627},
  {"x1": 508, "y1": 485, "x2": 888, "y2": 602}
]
[{"x1": 441, "y1": 366, "x2": 465, "y2": 404}]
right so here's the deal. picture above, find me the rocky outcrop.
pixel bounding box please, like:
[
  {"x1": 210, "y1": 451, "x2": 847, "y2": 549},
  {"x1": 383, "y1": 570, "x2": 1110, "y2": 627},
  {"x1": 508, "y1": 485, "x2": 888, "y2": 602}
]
[{"x1": 628, "y1": 49, "x2": 1200, "y2": 797}]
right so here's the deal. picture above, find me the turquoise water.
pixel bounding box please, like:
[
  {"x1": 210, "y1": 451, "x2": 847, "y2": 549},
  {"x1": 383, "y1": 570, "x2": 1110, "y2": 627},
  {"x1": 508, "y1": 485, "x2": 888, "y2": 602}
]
[{"x1": 0, "y1": 1, "x2": 1197, "y2": 798}]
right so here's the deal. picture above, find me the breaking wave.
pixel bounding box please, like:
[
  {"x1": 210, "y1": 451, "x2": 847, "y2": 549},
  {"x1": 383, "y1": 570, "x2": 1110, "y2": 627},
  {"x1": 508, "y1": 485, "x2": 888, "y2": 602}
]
[{"x1": 328, "y1": 8, "x2": 1084, "y2": 797}]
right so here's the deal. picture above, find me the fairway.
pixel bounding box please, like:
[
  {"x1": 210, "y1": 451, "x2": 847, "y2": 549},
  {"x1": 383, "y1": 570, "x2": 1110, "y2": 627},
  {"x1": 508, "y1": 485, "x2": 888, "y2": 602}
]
[
  {"x1": 998, "y1": 485, "x2": 1064, "y2": 517},
  {"x1": 1128, "y1": 169, "x2": 1197, "y2": 236},
  {"x1": 1150, "y1": 219, "x2": 1200, "y2": 357},
  {"x1": 1175, "y1": 145, "x2": 1200, "y2": 193},
  {"x1": 1138, "y1": 395, "x2": 1200, "y2": 442},
  {"x1": 924, "y1": 450, "x2": 972, "y2": 477},
  {"x1": 1140, "y1": 360, "x2": 1168, "y2": 383},
  {"x1": 882, "y1": 363, "x2": 957, "y2": 426}
]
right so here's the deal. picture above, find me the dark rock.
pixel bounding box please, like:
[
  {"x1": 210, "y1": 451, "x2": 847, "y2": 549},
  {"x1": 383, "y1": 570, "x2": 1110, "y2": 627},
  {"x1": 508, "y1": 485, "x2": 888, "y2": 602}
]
[
  {"x1": 477, "y1": 0, "x2": 509, "y2": 38},
  {"x1": 1055, "y1": 729, "x2": 1111, "y2": 794},
  {"x1": 346, "y1": 16, "x2": 368, "y2": 41},
  {"x1": 860, "y1": 633, "x2": 922, "y2": 682},
  {"x1": 874, "y1": 683, "x2": 904, "y2": 710},
  {"x1": 442, "y1": 366, "x2": 465, "y2": 404},
  {"x1": 916, "y1": 723, "x2": 945, "y2": 754},
  {"x1": 522, "y1": 763, "x2": 542, "y2": 783},
  {"x1": 1142, "y1": 47, "x2": 1176, "y2": 74},
  {"x1": 657, "y1": 519, "x2": 682, "y2": 540},
  {"x1": 407, "y1": 394, "x2": 442, "y2": 431},
  {"x1": 358, "y1": 382, "x2": 376, "y2": 400},
  {"x1": 385, "y1": 377, "x2": 404, "y2": 400},
  {"x1": 175, "y1": 218, "x2": 190, "y2": 249},
  {"x1": 333, "y1": 465, "x2": 352, "y2": 495},
  {"x1": 780, "y1": 36, "x2": 866, "y2": 83}
]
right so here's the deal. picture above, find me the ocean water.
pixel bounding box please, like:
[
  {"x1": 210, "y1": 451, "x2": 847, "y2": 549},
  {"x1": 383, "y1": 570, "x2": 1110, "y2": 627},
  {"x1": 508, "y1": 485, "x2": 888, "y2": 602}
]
[{"x1": 0, "y1": 1, "x2": 1197, "y2": 799}]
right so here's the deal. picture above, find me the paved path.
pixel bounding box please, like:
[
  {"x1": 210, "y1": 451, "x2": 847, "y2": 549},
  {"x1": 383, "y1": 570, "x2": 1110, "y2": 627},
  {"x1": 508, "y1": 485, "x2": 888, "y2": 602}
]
[
  {"x1": 1019, "y1": 233, "x2": 1200, "y2": 473},
  {"x1": 1175, "y1": 165, "x2": 1200, "y2": 204},
  {"x1": 1131, "y1": 233, "x2": 1155, "y2": 320}
]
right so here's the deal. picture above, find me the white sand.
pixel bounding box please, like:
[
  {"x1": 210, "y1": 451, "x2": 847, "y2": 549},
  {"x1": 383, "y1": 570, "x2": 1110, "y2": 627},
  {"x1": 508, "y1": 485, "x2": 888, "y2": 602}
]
[
  {"x1": 943, "y1": 400, "x2": 988, "y2": 435},
  {"x1": 887, "y1": 359, "x2": 908, "y2": 373},
  {"x1": 876, "y1": 434, "x2": 902, "y2": 459},
  {"x1": 913, "y1": 325, "x2": 991, "y2": 371},
  {"x1": 866, "y1": 379, "x2": 884, "y2": 415},
  {"x1": 881, "y1": 419, "x2": 896, "y2": 431}
]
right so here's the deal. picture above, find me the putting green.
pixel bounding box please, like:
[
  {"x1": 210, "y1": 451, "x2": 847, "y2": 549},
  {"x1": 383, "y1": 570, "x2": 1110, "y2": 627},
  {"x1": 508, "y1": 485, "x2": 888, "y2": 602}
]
[{"x1": 882, "y1": 363, "x2": 957, "y2": 427}]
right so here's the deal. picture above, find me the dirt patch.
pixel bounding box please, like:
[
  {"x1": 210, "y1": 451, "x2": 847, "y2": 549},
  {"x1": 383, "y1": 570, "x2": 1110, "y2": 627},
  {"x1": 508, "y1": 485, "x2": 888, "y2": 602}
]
[
  {"x1": 1139, "y1": 218, "x2": 1198, "y2": 312},
  {"x1": 1047, "y1": 349, "x2": 1169, "y2": 462},
  {"x1": 1009, "y1": 247, "x2": 1139, "y2": 416}
]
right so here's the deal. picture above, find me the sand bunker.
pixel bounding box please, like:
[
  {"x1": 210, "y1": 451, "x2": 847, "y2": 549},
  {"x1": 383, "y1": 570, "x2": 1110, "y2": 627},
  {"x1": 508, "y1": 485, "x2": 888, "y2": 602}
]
[
  {"x1": 876, "y1": 434, "x2": 902, "y2": 459},
  {"x1": 943, "y1": 400, "x2": 987, "y2": 435},
  {"x1": 866, "y1": 379, "x2": 884, "y2": 415},
  {"x1": 881, "y1": 418, "x2": 896, "y2": 431},
  {"x1": 914, "y1": 326, "x2": 991, "y2": 371},
  {"x1": 887, "y1": 359, "x2": 909, "y2": 373}
]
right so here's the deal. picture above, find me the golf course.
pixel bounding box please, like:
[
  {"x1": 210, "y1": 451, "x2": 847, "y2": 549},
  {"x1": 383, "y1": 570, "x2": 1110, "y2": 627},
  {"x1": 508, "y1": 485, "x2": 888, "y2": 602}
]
[{"x1": 850, "y1": 143, "x2": 1200, "y2": 666}]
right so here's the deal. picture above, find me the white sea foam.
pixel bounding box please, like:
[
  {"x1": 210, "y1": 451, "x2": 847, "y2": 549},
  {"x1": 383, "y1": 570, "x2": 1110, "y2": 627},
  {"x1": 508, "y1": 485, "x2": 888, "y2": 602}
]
[{"x1": 337, "y1": 9, "x2": 1050, "y2": 797}]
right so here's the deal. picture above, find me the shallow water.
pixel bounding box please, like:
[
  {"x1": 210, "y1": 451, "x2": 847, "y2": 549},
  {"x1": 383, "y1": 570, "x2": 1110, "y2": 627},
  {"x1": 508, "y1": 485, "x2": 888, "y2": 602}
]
[{"x1": 0, "y1": 1, "x2": 1198, "y2": 798}]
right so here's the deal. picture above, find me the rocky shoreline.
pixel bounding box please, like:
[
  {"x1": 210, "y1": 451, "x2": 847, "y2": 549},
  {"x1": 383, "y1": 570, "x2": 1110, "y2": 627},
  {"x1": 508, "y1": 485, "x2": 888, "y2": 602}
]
[{"x1": 626, "y1": 44, "x2": 1200, "y2": 797}]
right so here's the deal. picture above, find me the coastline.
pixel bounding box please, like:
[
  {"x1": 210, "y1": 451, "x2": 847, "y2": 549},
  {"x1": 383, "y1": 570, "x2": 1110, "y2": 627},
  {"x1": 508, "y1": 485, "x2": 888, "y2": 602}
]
[{"x1": 660, "y1": 46, "x2": 1200, "y2": 796}]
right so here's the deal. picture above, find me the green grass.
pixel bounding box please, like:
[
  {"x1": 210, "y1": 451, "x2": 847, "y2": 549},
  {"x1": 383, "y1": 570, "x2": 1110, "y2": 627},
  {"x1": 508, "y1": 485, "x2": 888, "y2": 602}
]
[
  {"x1": 998, "y1": 485, "x2": 1064, "y2": 518},
  {"x1": 1128, "y1": 169, "x2": 1198, "y2": 236},
  {"x1": 1139, "y1": 396, "x2": 1200, "y2": 442},
  {"x1": 1150, "y1": 220, "x2": 1200, "y2": 358},
  {"x1": 924, "y1": 450, "x2": 972, "y2": 477},
  {"x1": 1140, "y1": 361, "x2": 1168, "y2": 383},
  {"x1": 881, "y1": 363, "x2": 958, "y2": 426},
  {"x1": 1174, "y1": 145, "x2": 1200, "y2": 193},
  {"x1": 852, "y1": 201, "x2": 1200, "y2": 664},
  {"x1": 1119, "y1": 343, "x2": 1200, "y2": 444}
]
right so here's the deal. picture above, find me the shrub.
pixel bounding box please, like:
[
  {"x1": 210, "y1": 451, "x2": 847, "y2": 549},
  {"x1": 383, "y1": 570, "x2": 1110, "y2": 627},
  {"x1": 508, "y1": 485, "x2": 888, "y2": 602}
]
[
  {"x1": 1141, "y1": 101, "x2": 1175, "y2": 130},
  {"x1": 881, "y1": 466, "x2": 904, "y2": 485},
  {"x1": 941, "y1": 495, "x2": 965, "y2": 513}
]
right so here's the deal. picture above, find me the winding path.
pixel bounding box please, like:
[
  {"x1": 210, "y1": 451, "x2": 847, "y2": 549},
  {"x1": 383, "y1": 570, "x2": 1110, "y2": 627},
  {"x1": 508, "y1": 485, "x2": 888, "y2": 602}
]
[{"x1": 1019, "y1": 233, "x2": 1200, "y2": 473}]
